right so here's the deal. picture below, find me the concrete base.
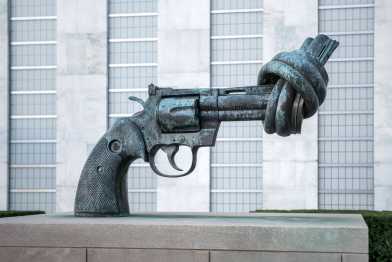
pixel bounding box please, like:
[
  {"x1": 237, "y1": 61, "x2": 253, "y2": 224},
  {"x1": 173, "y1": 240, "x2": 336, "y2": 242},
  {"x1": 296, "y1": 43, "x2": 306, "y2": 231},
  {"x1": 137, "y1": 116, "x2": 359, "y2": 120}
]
[{"x1": 0, "y1": 213, "x2": 368, "y2": 262}]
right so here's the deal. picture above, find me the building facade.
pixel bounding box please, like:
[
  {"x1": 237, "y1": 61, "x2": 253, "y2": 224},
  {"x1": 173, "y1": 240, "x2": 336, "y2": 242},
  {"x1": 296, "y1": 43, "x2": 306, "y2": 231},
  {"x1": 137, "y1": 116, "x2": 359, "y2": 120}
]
[{"x1": 0, "y1": 0, "x2": 391, "y2": 213}]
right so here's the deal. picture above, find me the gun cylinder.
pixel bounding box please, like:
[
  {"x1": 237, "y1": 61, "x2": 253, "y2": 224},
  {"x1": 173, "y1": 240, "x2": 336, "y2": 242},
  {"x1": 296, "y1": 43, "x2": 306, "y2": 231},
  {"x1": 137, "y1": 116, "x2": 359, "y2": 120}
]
[{"x1": 158, "y1": 97, "x2": 200, "y2": 133}]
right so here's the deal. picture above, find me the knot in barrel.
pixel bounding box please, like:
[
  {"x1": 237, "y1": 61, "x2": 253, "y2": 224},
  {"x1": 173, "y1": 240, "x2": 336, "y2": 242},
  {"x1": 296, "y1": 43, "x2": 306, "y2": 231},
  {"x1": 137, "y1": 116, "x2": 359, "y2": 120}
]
[{"x1": 257, "y1": 34, "x2": 338, "y2": 137}]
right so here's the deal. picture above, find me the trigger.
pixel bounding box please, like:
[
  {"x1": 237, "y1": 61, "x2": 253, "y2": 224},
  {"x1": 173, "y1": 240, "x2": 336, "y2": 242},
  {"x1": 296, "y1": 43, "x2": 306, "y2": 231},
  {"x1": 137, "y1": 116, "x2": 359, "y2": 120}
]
[{"x1": 161, "y1": 145, "x2": 183, "y2": 171}]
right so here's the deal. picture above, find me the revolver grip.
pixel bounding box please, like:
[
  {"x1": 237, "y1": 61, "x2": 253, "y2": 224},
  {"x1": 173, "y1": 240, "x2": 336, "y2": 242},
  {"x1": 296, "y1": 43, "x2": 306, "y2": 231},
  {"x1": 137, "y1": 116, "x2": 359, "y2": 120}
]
[{"x1": 74, "y1": 118, "x2": 146, "y2": 217}]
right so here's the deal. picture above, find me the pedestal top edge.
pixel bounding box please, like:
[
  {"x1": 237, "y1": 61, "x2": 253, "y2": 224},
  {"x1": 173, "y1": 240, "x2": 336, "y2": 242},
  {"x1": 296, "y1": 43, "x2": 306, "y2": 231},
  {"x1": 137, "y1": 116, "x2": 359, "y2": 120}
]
[{"x1": 0, "y1": 212, "x2": 367, "y2": 229}]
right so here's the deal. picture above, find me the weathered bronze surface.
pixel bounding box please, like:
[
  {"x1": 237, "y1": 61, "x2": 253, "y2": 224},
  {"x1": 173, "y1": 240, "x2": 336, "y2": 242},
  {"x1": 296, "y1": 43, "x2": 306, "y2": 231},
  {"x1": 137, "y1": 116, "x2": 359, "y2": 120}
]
[{"x1": 74, "y1": 34, "x2": 339, "y2": 217}]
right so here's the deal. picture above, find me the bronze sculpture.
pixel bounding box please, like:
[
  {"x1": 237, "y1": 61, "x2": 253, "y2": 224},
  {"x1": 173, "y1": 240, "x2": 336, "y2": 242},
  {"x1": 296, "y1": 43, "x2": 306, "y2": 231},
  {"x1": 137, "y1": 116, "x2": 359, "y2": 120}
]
[{"x1": 74, "y1": 34, "x2": 339, "y2": 217}]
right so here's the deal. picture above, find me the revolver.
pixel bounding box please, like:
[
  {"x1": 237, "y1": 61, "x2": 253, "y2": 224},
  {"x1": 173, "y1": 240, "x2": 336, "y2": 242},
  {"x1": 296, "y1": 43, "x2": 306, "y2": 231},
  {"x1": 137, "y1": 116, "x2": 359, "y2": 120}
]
[{"x1": 74, "y1": 34, "x2": 339, "y2": 216}]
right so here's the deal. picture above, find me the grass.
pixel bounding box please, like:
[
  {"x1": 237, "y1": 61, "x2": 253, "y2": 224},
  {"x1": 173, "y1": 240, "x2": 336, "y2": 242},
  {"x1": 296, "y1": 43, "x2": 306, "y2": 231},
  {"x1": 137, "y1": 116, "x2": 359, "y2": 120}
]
[{"x1": 0, "y1": 210, "x2": 45, "y2": 218}]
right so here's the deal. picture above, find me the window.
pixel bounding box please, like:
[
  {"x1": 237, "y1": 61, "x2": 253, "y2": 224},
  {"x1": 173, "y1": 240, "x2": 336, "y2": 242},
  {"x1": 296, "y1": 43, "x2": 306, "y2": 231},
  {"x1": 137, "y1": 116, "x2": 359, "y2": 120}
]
[
  {"x1": 318, "y1": 0, "x2": 374, "y2": 210},
  {"x1": 9, "y1": 0, "x2": 57, "y2": 213},
  {"x1": 210, "y1": 0, "x2": 264, "y2": 212},
  {"x1": 108, "y1": 0, "x2": 158, "y2": 211}
]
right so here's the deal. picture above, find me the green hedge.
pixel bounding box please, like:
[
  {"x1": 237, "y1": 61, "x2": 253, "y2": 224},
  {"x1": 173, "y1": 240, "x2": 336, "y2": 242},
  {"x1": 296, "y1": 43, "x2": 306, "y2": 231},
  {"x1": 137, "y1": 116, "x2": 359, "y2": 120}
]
[
  {"x1": 255, "y1": 210, "x2": 392, "y2": 262},
  {"x1": 0, "y1": 210, "x2": 45, "y2": 218}
]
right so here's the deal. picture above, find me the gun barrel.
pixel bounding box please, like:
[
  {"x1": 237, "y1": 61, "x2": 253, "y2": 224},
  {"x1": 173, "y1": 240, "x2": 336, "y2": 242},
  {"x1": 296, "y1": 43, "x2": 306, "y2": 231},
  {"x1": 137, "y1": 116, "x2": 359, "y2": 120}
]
[
  {"x1": 199, "y1": 85, "x2": 272, "y2": 122},
  {"x1": 200, "y1": 109, "x2": 266, "y2": 122},
  {"x1": 217, "y1": 94, "x2": 269, "y2": 111}
]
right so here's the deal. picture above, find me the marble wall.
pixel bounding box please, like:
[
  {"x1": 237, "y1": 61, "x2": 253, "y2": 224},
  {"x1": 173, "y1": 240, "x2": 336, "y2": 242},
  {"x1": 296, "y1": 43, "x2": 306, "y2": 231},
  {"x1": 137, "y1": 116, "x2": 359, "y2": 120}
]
[
  {"x1": 262, "y1": 0, "x2": 319, "y2": 209},
  {"x1": 56, "y1": 0, "x2": 108, "y2": 211},
  {"x1": 156, "y1": 0, "x2": 211, "y2": 211},
  {"x1": 374, "y1": 0, "x2": 392, "y2": 210}
]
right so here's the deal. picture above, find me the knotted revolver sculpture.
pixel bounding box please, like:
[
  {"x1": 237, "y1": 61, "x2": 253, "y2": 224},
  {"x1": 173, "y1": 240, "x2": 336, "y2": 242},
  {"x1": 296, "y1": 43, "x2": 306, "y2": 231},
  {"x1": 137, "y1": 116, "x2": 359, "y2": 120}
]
[{"x1": 75, "y1": 34, "x2": 339, "y2": 216}]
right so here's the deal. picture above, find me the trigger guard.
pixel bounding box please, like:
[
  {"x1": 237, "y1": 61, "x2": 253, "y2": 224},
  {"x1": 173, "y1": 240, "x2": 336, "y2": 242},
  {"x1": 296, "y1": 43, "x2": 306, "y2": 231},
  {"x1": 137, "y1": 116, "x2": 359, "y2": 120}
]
[{"x1": 149, "y1": 147, "x2": 199, "y2": 178}]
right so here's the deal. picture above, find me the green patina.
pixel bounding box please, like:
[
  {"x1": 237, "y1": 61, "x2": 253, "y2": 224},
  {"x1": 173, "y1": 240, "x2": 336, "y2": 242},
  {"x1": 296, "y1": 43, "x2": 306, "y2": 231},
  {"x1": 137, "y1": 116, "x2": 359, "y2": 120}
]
[{"x1": 74, "y1": 35, "x2": 339, "y2": 217}]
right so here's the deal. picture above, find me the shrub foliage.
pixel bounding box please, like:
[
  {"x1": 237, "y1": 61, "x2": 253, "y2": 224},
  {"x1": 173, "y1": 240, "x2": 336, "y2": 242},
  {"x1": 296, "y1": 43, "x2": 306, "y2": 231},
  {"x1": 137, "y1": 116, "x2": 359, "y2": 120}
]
[{"x1": 0, "y1": 210, "x2": 45, "y2": 218}]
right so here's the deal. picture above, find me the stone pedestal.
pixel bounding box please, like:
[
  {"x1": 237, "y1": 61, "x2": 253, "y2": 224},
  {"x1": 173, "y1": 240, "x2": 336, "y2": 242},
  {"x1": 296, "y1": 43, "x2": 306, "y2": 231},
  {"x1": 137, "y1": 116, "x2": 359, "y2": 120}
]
[{"x1": 0, "y1": 213, "x2": 368, "y2": 262}]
